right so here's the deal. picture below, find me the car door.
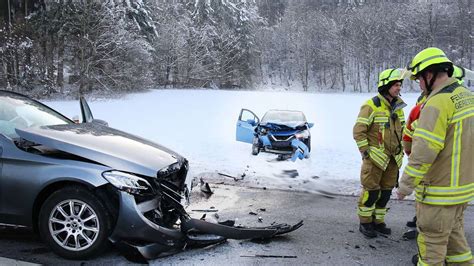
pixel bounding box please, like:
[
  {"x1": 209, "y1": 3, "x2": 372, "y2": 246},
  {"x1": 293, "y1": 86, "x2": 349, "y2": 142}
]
[{"x1": 236, "y1": 109, "x2": 260, "y2": 144}]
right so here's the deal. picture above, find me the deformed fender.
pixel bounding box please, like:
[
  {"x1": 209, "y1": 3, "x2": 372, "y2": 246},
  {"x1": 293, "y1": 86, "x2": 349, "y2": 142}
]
[
  {"x1": 260, "y1": 135, "x2": 271, "y2": 146},
  {"x1": 290, "y1": 139, "x2": 309, "y2": 161},
  {"x1": 109, "y1": 191, "x2": 184, "y2": 246}
]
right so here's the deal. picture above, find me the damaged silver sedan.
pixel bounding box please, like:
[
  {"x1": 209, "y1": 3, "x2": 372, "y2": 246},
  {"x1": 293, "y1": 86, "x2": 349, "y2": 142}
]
[{"x1": 0, "y1": 90, "x2": 302, "y2": 262}]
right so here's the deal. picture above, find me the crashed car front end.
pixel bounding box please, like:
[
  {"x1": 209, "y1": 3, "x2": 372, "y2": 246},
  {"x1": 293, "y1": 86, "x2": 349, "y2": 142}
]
[
  {"x1": 106, "y1": 158, "x2": 190, "y2": 260},
  {"x1": 256, "y1": 123, "x2": 310, "y2": 161},
  {"x1": 105, "y1": 158, "x2": 303, "y2": 262}
]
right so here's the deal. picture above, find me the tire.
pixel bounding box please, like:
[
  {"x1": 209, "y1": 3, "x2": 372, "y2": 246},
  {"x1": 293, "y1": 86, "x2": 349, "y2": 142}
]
[
  {"x1": 38, "y1": 186, "x2": 113, "y2": 260},
  {"x1": 303, "y1": 137, "x2": 311, "y2": 153},
  {"x1": 251, "y1": 137, "x2": 260, "y2": 155}
]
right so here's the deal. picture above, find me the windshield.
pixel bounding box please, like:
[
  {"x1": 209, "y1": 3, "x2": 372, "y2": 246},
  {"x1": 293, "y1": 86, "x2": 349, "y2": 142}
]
[
  {"x1": 0, "y1": 92, "x2": 72, "y2": 138},
  {"x1": 261, "y1": 110, "x2": 306, "y2": 124}
]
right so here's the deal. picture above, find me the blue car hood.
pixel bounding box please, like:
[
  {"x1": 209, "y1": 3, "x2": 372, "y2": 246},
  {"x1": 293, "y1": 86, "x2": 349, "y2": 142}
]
[
  {"x1": 260, "y1": 122, "x2": 306, "y2": 132},
  {"x1": 15, "y1": 123, "x2": 182, "y2": 177}
]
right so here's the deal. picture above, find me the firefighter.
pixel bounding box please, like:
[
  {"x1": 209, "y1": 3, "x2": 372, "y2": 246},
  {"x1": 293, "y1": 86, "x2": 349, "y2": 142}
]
[
  {"x1": 401, "y1": 64, "x2": 472, "y2": 239},
  {"x1": 353, "y1": 68, "x2": 407, "y2": 238},
  {"x1": 403, "y1": 65, "x2": 468, "y2": 156},
  {"x1": 397, "y1": 47, "x2": 474, "y2": 265}
]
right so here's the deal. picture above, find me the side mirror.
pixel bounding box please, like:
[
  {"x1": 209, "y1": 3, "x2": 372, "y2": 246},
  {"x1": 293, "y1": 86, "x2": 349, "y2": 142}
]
[
  {"x1": 92, "y1": 119, "x2": 108, "y2": 127},
  {"x1": 72, "y1": 115, "x2": 80, "y2": 123},
  {"x1": 246, "y1": 119, "x2": 256, "y2": 126},
  {"x1": 308, "y1": 123, "x2": 314, "y2": 128}
]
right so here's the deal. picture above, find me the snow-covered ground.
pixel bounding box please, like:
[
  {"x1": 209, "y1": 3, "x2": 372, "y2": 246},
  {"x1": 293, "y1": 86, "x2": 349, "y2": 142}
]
[{"x1": 45, "y1": 89, "x2": 421, "y2": 196}]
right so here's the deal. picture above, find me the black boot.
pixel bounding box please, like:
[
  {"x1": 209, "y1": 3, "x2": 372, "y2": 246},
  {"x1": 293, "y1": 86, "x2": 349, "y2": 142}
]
[
  {"x1": 374, "y1": 222, "x2": 391, "y2": 235},
  {"x1": 406, "y1": 216, "x2": 417, "y2": 228},
  {"x1": 411, "y1": 254, "x2": 418, "y2": 265},
  {"x1": 402, "y1": 229, "x2": 418, "y2": 240},
  {"x1": 359, "y1": 222, "x2": 377, "y2": 238}
]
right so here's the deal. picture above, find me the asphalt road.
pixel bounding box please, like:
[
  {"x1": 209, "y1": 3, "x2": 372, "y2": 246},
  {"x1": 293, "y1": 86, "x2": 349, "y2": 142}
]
[{"x1": 0, "y1": 184, "x2": 472, "y2": 265}]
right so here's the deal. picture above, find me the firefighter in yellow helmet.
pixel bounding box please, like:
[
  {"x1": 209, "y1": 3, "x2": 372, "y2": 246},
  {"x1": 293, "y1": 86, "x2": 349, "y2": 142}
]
[
  {"x1": 397, "y1": 47, "x2": 474, "y2": 265},
  {"x1": 402, "y1": 64, "x2": 474, "y2": 239},
  {"x1": 353, "y1": 68, "x2": 407, "y2": 238}
]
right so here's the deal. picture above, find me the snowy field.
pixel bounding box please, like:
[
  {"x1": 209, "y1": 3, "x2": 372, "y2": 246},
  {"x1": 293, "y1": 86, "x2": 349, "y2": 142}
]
[{"x1": 45, "y1": 89, "x2": 421, "y2": 196}]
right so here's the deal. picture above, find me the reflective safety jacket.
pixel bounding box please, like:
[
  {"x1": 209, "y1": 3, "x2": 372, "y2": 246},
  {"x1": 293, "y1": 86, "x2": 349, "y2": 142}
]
[
  {"x1": 402, "y1": 94, "x2": 427, "y2": 155},
  {"x1": 353, "y1": 94, "x2": 407, "y2": 170},
  {"x1": 399, "y1": 78, "x2": 474, "y2": 205}
]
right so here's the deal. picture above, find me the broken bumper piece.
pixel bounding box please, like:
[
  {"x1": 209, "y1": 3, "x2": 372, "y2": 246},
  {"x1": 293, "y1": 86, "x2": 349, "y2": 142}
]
[
  {"x1": 290, "y1": 139, "x2": 309, "y2": 161},
  {"x1": 181, "y1": 218, "x2": 304, "y2": 240},
  {"x1": 109, "y1": 191, "x2": 303, "y2": 262}
]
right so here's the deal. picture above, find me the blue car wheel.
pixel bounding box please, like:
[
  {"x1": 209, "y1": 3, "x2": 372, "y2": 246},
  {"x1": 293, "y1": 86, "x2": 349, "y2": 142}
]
[
  {"x1": 303, "y1": 137, "x2": 311, "y2": 153},
  {"x1": 251, "y1": 137, "x2": 260, "y2": 155}
]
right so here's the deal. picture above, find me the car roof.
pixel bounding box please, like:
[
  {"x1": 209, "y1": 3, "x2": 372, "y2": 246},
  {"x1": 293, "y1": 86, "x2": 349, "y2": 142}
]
[{"x1": 265, "y1": 109, "x2": 304, "y2": 114}]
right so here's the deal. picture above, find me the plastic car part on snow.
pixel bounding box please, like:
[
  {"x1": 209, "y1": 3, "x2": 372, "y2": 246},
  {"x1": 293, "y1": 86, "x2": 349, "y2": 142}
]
[{"x1": 290, "y1": 138, "x2": 310, "y2": 161}]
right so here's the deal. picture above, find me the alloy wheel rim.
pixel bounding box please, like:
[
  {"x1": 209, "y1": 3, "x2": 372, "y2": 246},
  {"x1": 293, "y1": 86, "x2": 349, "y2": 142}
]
[{"x1": 48, "y1": 199, "x2": 100, "y2": 251}]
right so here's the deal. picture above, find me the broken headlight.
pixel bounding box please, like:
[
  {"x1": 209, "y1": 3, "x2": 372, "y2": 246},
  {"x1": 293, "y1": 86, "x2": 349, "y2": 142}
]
[
  {"x1": 102, "y1": 170, "x2": 151, "y2": 195},
  {"x1": 158, "y1": 162, "x2": 182, "y2": 177},
  {"x1": 295, "y1": 130, "x2": 309, "y2": 139}
]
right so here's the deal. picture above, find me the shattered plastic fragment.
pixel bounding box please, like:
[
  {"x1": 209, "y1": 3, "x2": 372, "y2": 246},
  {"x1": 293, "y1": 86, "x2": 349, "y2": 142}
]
[
  {"x1": 241, "y1": 254, "x2": 297, "y2": 258},
  {"x1": 200, "y1": 180, "x2": 213, "y2": 194}
]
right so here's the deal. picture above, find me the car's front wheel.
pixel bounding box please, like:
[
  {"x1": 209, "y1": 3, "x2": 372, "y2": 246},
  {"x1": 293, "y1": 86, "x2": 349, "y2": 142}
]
[
  {"x1": 303, "y1": 137, "x2": 311, "y2": 153},
  {"x1": 252, "y1": 137, "x2": 260, "y2": 155},
  {"x1": 38, "y1": 186, "x2": 112, "y2": 260}
]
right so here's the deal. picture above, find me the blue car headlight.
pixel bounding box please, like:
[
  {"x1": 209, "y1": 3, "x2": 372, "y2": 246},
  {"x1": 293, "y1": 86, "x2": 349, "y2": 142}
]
[
  {"x1": 295, "y1": 130, "x2": 310, "y2": 140},
  {"x1": 102, "y1": 170, "x2": 151, "y2": 195}
]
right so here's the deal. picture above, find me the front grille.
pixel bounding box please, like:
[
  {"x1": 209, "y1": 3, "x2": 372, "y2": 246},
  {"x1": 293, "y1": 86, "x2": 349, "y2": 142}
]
[
  {"x1": 268, "y1": 135, "x2": 293, "y2": 151},
  {"x1": 272, "y1": 135, "x2": 293, "y2": 141}
]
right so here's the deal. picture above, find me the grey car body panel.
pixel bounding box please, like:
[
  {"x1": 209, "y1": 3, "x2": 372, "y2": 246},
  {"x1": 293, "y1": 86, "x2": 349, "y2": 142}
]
[
  {"x1": 15, "y1": 123, "x2": 182, "y2": 177},
  {"x1": 0, "y1": 133, "x2": 110, "y2": 226},
  {"x1": 109, "y1": 192, "x2": 185, "y2": 245}
]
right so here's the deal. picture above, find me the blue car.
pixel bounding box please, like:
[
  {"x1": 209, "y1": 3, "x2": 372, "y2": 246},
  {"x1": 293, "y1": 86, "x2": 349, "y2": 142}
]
[{"x1": 236, "y1": 109, "x2": 313, "y2": 161}]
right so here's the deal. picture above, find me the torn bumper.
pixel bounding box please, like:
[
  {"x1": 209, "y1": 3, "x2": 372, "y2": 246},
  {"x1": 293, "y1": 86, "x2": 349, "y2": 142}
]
[
  {"x1": 109, "y1": 191, "x2": 303, "y2": 262},
  {"x1": 108, "y1": 192, "x2": 186, "y2": 261},
  {"x1": 290, "y1": 139, "x2": 310, "y2": 161},
  {"x1": 181, "y1": 218, "x2": 303, "y2": 240},
  {"x1": 259, "y1": 135, "x2": 310, "y2": 160}
]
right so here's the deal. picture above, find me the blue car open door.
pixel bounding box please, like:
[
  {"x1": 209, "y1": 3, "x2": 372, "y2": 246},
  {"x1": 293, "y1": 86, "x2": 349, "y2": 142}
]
[{"x1": 236, "y1": 109, "x2": 259, "y2": 144}]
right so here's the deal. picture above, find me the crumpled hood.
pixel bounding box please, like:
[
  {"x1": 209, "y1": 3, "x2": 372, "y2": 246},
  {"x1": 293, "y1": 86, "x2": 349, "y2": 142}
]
[
  {"x1": 260, "y1": 121, "x2": 306, "y2": 131},
  {"x1": 15, "y1": 123, "x2": 182, "y2": 177}
]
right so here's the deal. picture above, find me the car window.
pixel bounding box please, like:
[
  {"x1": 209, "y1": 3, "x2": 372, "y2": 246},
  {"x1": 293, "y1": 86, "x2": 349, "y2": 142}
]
[
  {"x1": 0, "y1": 94, "x2": 72, "y2": 138},
  {"x1": 261, "y1": 111, "x2": 306, "y2": 124},
  {"x1": 240, "y1": 110, "x2": 257, "y2": 122}
]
